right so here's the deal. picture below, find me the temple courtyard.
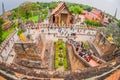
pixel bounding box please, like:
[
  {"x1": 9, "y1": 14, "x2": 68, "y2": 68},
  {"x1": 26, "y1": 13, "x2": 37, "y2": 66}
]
[{"x1": 0, "y1": 1, "x2": 120, "y2": 80}]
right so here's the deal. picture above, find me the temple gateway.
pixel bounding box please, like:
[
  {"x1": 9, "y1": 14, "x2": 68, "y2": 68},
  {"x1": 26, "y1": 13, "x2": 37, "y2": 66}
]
[{"x1": 50, "y1": 2, "x2": 74, "y2": 26}]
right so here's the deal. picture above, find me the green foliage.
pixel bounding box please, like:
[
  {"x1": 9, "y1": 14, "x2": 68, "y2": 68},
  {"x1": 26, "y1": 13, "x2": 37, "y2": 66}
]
[
  {"x1": 64, "y1": 58, "x2": 68, "y2": 70},
  {"x1": 10, "y1": 2, "x2": 94, "y2": 22},
  {"x1": 0, "y1": 26, "x2": 3, "y2": 44},
  {"x1": 19, "y1": 2, "x2": 34, "y2": 19},
  {"x1": 2, "y1": 26, "x2": 15, "y2": 40},
  {"x1": 83, "y1": 5, "x2": 93, "y2": 12},
  {"x1": 85, "y1": 20, "x2": 100, "y2": 26},
  {"x1": 117, "y1": 20, "x2": 120, "y2": 28},
  {"x1": 54, "y1": 41, "x2": 56, "y2": 45},
  {"x1": 115, "y1": 37, "x2": 120, "y2": 47},
  {"x1": 83, "y1": 42, "x2": 89, "y2": 50},
  {"x1": 41, "y1": 14, "x2": 47, "y2": 20},
  {"x1": 59, "y1": 45, "x2": 63, "y2": 50},
  {"x1": 59, "y1": 54, "x2": 63, "y2": 58},
  {"x1": 59, "y1": 61, "x2": 63, "y2": 66},
  {"x1": 0, "y1": 18, "x2": 3, "y2": 25},
  {"x1": 49, "y1": 2, "x2": 58, "y2": 9},
  {"x1": 55, "y1": 58, "x2": 59, "y2": 69},
  {"x1": 17, "y1": 30, "x2": 22, "y2": 36},
  {"x1": 29, "y1": 16, "x2": 38, "y2": 22},
  {"x1": 55, "y1": 40, "x2": 68, "y2": 70},
  {"x1": 70, "y1": 5, "x2": 83, "y2": 14}
]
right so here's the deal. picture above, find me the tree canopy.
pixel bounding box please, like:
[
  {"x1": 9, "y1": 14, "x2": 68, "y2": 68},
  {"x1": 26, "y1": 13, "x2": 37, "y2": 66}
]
[
  {"x1": 117, "y1": 20, "x2": 120, "y2": 28},
  {"x1": 49, "y1": 2, "x2": 58, "y2": 9},
  {"x1": 0, "y1": 18, "x2": 3, "y2": 25},
  {"x1": 69, "y1": 5, "x2": 83, "y2": 14}
]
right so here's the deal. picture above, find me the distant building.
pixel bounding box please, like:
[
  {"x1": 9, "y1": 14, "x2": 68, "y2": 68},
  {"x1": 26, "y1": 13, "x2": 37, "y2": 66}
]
[
  {"x1": 85, "y1": 9, "x2": 103, "y2": 22},
  {"x1": 83, "y1": 9, "x2": 110, "y2": 26},
  {"x1": 50, "y1": 2, "x2": 74, "y2": 26}
]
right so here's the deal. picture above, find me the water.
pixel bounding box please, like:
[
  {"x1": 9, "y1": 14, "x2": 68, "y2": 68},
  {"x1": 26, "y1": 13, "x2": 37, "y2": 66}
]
[{"x1": 0, "y1": 0, "x2": 120, "y2": 19}]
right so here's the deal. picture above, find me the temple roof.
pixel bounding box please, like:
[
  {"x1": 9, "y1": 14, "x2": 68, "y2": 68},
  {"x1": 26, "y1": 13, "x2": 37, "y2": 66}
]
[{"x1": 51, "y1": 2, "x2": 71, "y2": 15}]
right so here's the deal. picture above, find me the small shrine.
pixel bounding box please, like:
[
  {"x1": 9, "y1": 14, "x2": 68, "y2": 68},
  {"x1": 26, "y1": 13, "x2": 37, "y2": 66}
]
[{"x1": 50, "y1": 2, "x2": 74, "y2": 26}]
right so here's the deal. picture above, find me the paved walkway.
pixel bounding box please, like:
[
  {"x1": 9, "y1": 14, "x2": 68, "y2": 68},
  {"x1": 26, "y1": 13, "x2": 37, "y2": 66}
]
[
  {"x1": 0, "y1": 31, "x2": 18, "y2": 63},
  {"x1": 85, "y1": 64, "x2": 120, "y2": 80},
  {"x1": 0, "y1": 69, "x2": 17, "y2": 79},
  {"x1": 56, "y1": 66, "x2": 64, "y2": 72},
  {"x1": 105, "y1": 69, "x2": 120, "y2": 80},
  {"x1": 6, "y1": 49, "x2": 16, "y2": 64},
  {"x1": 48, "y1": 40, "x2": 54, "y2": 71}
]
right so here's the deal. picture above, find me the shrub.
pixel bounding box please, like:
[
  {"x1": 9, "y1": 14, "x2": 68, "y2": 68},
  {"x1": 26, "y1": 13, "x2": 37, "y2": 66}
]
[
  {"x1": 55, "y1": 59, "x2": 59, "y2": 69},
  {"x1": 59, "y1": 53, "x2": 63, "y2": 58},
  {"x1": 83, "y1": 42, "x2": 89, "y2": 49},
  {"x1": 17, "y1": 30, "x2": 22, "y2": 36},
  {"x1": 59, "y1": 61, "x2": 63, "y2": 66},
  {"x1": 59, "y1": 44, "x2": 63, "y2": 50},
  {"x1": 85, "y1": 20, "x2": 100, "y2": 26}
]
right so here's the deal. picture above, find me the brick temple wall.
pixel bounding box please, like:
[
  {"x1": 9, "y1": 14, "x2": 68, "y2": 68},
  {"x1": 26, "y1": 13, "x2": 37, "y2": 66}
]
[{"x1": 94, "y1": 32, "x2": 116, "y2": 56}]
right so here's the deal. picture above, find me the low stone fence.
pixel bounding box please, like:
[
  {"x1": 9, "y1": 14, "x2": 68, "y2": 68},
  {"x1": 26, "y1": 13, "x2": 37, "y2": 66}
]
[
  {"x1": 0, "y1": 30, "x2": 18, "y2": 62},
  {"x1": 0, "y1": 58, "x2": 120, "y2": 79}
]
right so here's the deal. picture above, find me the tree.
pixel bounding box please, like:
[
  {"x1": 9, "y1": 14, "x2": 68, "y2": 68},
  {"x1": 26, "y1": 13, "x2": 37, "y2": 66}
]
[
  {"x1": 84, "y1": 5, "x2": 93, "y2": 12},
  {"x1": 49, "y1": 2, "x2": 58, "y2": 9},
  {"x1": 19, "y1": 2, "x2": 33, "y2": 19},
  {"x1": 70, "y1": 5, "x2": 83, "y2": 14},
  {"x1": 117, "y1": 20, "x2": 120, "y2": 28},
  {"x1": 0, "y1": 18, "x2": 3, "y2": 25}
]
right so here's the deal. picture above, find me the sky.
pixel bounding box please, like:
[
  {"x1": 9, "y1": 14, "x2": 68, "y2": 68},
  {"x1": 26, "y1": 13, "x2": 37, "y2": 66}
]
[{"x1": 0, "y1": 0, "x2": 120, "y2": 19}]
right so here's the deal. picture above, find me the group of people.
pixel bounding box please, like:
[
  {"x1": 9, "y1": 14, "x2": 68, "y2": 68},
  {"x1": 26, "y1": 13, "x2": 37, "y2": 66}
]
[
  {"x1": 69, "y1": 39, "x2": 92, "y2": 62},
  {"x1": 40, "y1": 26, "x2": 96, "y2": 38}
]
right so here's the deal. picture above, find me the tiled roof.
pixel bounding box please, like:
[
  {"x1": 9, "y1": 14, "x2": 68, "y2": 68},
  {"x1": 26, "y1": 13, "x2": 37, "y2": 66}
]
[
  {"x1": 51, "y1": 2, "x2": 66, "y2": 15},
  {"x1": 85, "y1": 9, "x2": 102, "y2": 21},
  {"x1": 103, "y1": 17, "x2": 109, "y2": 23},
  {"x1": 91, "y1": 9, "x2": 102, "y2": 15}
]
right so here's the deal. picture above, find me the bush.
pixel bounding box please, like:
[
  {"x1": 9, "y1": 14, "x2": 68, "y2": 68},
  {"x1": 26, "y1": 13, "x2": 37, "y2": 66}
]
[
  {"x1": 59, "y1": 45, "x2": 63, "y2": 50},
  {"x1": 83, "y1": 42, "x2": 89, "y2": 49},
  {"x1": 59, "y1": 53, "x2": 63, "y2": 58},
  {"x1": 85, "y1": 20, "x2": 100, "y2": 26},
  {"x1": 59, "y1": 61, "x2": 63, "y2": 66},
  {"x1": 17, "y1": 30, "x2": 23, "y2": 36}
]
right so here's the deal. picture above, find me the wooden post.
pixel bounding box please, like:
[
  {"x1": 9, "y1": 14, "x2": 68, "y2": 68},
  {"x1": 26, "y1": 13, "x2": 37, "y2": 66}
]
[{"x1": 59, "y1": 14, "x2": 61, "y2": 27}]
